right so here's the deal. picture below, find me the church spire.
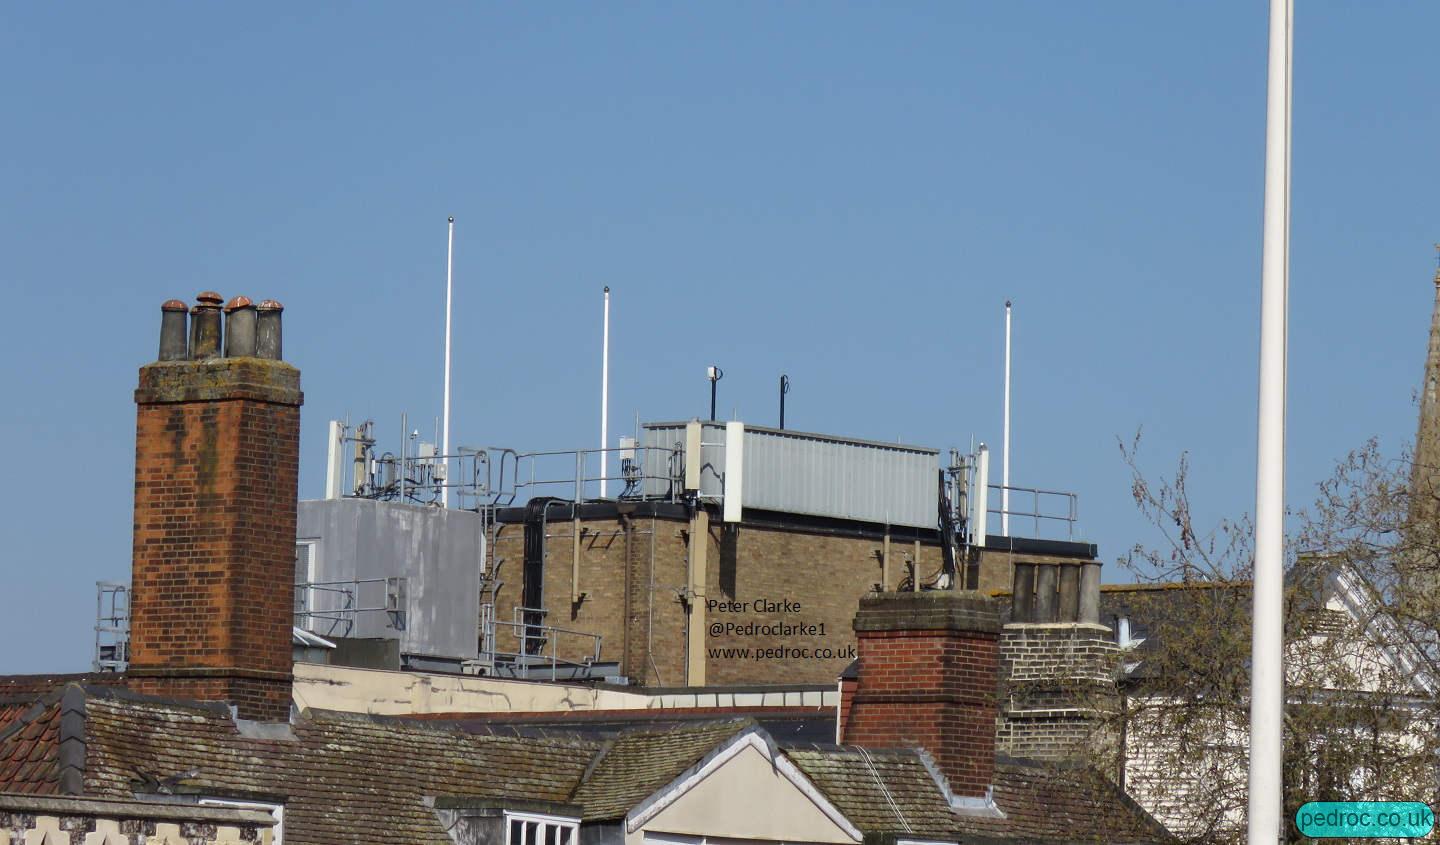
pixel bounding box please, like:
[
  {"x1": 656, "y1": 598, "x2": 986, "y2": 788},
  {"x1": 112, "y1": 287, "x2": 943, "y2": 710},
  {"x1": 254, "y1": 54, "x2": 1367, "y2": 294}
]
[{"x1": 1410, "y1": 247, "x2": 1440, "y2": 523}]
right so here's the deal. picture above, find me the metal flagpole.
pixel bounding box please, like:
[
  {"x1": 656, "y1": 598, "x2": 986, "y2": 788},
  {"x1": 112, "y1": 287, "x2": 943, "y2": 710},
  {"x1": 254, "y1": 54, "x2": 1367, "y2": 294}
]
[
  {"x1": 1248, "y1": 1, "x2": 1292, "y2": 842},
  {"x1": 442, "y1": 216, "x2": 454, "y2": 508}
]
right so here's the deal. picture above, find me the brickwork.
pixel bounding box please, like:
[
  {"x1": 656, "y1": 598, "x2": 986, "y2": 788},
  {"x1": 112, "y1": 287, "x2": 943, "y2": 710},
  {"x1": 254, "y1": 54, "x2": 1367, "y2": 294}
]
[
  {"x1": 489, "y1": 515, "x2": 693, "y2": 685},
  {"x1": 841, "y1": 591, "x2": 1001, "y2": 798},
  {"x1": 128, "y1": 358, "x2": 302, "y2": 721},
  {"x1": 487, "y1": 510, "x2": 946, "y2": 686},
  {"x1": 997, "y1": 622, "x2": 1119, "y2": 762}
]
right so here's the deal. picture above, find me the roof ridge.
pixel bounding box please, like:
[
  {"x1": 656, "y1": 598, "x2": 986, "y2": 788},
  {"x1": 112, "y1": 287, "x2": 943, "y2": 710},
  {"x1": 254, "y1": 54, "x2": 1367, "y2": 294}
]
[
  {"x1": 56, "y1": 683, "x2": 86, "y2": 795},
  {"x1": 302, "y1": 707, "x2": 606, "y2": 749},
  {"x1": 79, "y1": 683, "x2": 234, "y2": 716}
]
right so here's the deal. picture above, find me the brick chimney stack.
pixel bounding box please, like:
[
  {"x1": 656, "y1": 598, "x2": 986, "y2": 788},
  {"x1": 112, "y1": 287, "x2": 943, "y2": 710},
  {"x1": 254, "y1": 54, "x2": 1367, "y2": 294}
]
[
  {"x1": 1000, "y1": 561, "x2": 1118, "y2": 761},
  {"x1": 840, "y1": 591, "x2": 1001, "y2": 800},
  {"x1": 126, "y1": 293, "x2": 302, "y2": 722}
]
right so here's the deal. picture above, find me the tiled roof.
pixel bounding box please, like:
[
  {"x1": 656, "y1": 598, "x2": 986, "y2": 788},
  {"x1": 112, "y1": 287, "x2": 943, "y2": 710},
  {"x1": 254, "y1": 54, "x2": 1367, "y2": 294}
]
[
  {"x1": 0, "y1": 683, "x2": 1169, "y2": 844},
  {"x1": 786, "y1": 746, "x2": 1170, "y2": 844},
  {"x1": 77, "y1": 687, "x2": 600, "y2": 845},
  {"x1": 989, "y1": 758, "x2": 1172, "y2": 844},
  {"x1": 786, "y1": 746, "x2": 964, "y2": 840},
  {"x1": 0, "y1": 699, "x2": 62, "y2": 795},
  {"x1": 571, "y1": 719, "x2": 752, "y2": 821}
]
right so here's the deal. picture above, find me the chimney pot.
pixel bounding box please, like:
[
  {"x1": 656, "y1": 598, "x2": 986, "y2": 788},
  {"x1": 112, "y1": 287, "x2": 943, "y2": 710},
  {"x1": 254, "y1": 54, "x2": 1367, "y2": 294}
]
[
  {"x1": 223, "y1": 296, "x2": 258, "y2": 358},
  {"x1": 158, "y1": 300, "x2": 189, "y2": 361},
  {"x1": 188, "y1": 293, "x2": 223, "y2": 360},
  {"x1": 256, "y1": 300, "x2": 283, "y2": 360}
]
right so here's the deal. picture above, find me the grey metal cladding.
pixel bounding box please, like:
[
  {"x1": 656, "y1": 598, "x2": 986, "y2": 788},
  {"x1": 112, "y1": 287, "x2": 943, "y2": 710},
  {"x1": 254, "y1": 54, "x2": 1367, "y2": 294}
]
[
  {"x1": 296, "y1": 498, "x2": 483, "y2": 660},
  {"x1": 640, "y1": 421, "x2": 938, "y2": 529}
]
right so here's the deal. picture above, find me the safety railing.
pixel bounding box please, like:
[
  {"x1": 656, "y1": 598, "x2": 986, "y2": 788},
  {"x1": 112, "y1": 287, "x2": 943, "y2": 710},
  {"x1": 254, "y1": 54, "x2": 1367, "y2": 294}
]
[
  {"x1": 986, "y1": 483, "x2": 1079, "y2": 540},
  {"x1": 490, "y1": 444, "x2": 685, "y2": 507},
  {"x1": 470, "y1": 604, "x2": 603, "y2": 681},
  {"x1": 294, "y1": 576, "x2": 408, "y2": 639}
]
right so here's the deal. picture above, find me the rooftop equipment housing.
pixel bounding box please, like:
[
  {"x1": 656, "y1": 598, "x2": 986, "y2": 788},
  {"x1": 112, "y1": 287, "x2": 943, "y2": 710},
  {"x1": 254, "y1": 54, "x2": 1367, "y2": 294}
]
[
  {"x1": 296, "y1": 498, "x2": 482, "y2": 669},
  {"x1": 639, "y1": 421, "x2": 940, "y2": 529}
]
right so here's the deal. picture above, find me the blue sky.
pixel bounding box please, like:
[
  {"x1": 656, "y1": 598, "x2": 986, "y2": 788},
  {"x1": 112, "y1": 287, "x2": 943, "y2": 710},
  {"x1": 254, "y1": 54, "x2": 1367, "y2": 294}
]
[{"x1": 2, "y1": 4, "x2": 1436, "y2": 672}]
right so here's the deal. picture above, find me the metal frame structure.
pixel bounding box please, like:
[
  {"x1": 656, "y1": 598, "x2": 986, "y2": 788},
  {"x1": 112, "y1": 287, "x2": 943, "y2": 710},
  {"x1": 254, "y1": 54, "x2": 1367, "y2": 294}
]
[
  {"x1": 293, "y1": 576, "x2": 409, "y2": 640},
  {"x1": 93, "y1": 582, "x2": 129, "y2": 672}
]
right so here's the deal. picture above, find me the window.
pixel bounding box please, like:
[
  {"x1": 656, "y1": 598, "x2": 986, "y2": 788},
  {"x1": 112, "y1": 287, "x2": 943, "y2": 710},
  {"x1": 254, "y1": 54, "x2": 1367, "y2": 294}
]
[
  {"x1": 199, "y1": 797, "x2": 284, "y2": 845},
  {"x1": 505, "y1": 811, "x2": 577, "y2": 845}
]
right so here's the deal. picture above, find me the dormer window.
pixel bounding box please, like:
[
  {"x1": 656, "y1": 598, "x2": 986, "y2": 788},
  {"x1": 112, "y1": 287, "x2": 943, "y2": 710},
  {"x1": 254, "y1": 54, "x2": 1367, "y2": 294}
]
[{"x1": 505, "y1": 811, "x2": 577, "y2": 845}]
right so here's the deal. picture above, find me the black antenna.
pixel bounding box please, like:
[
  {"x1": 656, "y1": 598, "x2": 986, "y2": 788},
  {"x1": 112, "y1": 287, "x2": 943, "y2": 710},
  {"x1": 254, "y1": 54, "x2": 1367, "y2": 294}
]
[
  {"x1": 707, "y1": 365, "x2": 724, "y2": 420},
  {"x1": 779, "y1": 374, "x2": 790, "y2": 429}
]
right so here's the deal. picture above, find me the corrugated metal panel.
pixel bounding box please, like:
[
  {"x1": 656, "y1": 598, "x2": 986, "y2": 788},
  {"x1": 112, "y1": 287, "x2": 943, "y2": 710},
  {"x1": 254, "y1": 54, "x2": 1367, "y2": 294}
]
[
  {"x1": 640, "y1": 422, "x2": 939, "y2": 528},
  {"x1": 296, "y1": 498, "x2": 482, "y2": 660}
]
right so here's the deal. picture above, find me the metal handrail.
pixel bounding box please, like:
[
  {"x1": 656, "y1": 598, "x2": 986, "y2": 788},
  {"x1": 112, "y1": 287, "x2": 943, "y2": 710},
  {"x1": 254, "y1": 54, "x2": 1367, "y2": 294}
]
[
  {"x1": 294, "y1": 576, "x2": 408, "y2": 638},
  {"x1": 986, "y1": 483, "x2": 1078, "y2": 539},
  {"x1": 504, "y1": 444, "x2": 684, "y2": 505},
  {"x1": 473, "y1": 604, "x2": 603, "y2": 681}
]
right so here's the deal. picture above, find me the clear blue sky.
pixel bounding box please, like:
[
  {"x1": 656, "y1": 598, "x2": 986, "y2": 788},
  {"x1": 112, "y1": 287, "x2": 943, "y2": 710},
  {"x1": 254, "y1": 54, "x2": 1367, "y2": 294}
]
[{"x1": 2, "y1": 4, "x2": 1436, "y2": 672}]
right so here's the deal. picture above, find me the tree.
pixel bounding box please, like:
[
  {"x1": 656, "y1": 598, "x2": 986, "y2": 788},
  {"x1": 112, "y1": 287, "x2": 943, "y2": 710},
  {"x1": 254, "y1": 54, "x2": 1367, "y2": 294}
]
[{"x1": 1104, "y1": 435, "x2": 1440, "y2": 845}]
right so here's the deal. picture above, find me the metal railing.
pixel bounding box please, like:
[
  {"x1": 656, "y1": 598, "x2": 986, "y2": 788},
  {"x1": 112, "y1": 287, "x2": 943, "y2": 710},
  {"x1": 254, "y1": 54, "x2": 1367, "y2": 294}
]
[
  {"x1": 294, "y1": 576, "x2": 408, "y2": 639},
  {"x1": 986, "y1": 483, "x2": 1079, "y2": 540},
  {"x1": 470, "y1": 604, "x2": 603, "y2": 681},
  {"x1": 490, "y1": 444, "x2": 685, "y2": 507},
  {"x1": 93, "y1": 582, "x2": 129, "y2": 672}
]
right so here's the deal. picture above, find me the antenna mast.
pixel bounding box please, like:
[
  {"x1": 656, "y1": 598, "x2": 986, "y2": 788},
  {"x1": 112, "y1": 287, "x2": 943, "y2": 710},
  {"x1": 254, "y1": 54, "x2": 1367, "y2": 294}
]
[
  {"x1": 1002, "y1": 300, "x2": 1012, "y2": 536},
  {"x1": 600, "y1": 286, "x2": 611, "y2": 498},
  {"x1": 442, "y1": 216, "x2": 454, "y2": 508}
]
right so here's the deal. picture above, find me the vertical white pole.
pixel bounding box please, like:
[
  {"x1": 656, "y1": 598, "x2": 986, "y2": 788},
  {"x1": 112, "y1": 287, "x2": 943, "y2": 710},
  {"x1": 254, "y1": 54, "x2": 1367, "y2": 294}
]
[
  {"x1": 1002, "y1": 300, "x2": 1012, "y2": 536},
  {"x1": 973, "y1": 444, "x2": 990, "y2": 547},
  {"x1": 601, "y1": 286, "x2": 611, "y2": 498},
  {"x1": 442, "y1": 216, "x2": 454, "y2": 508},
  {"x1": 1248, "y1": 2, "x2": 1291, "y2": 844}
]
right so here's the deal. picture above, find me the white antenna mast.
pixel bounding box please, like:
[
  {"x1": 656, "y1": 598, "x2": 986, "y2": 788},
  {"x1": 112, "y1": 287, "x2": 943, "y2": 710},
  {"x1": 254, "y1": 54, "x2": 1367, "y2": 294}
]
[
  {"x1": 1002, "y1": 299, "x2": 1012, "y2": 536},
  {"x1": 1247, "y1": 1, "x2": 1291, "y2": 844},
  {"x1": 441, "y1": 216, "x2": 454, "y2": 508},
  {"x1": 600, "y1": 286, "x2": 611, "y2": 498}
]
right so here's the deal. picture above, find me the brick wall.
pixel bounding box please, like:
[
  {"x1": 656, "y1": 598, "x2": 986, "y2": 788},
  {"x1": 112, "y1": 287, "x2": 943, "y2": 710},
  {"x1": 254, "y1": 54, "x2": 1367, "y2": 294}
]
[
  {"x1": 841, "y1": 591, "x2": 1001, "y2": 798},
  {"x1": 996, "y1": 622, "x2": 1119, "y2": 762},
  {"x1": 127, "y1": 357, "x2": 302, "y2": 721},
  {"x1": 487, "y1": 510, "x2": 945, "y2": 686}
]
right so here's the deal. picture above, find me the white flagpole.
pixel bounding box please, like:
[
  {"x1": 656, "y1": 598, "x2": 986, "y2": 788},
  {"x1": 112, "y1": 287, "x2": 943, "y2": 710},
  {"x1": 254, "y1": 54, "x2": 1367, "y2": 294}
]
[
  {"x1": 1002, "y1": 300, "x2": 1012, "y2": 536},
  {"x1": 1248, "y1": 1, "x2": 1291, "y2": 843},
  {"x1": 442, "y1": 216, "x2": 454, "y2": 508},
  {"x1": 600, "y1": 286, "x2": 611, "y2": 498}
]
